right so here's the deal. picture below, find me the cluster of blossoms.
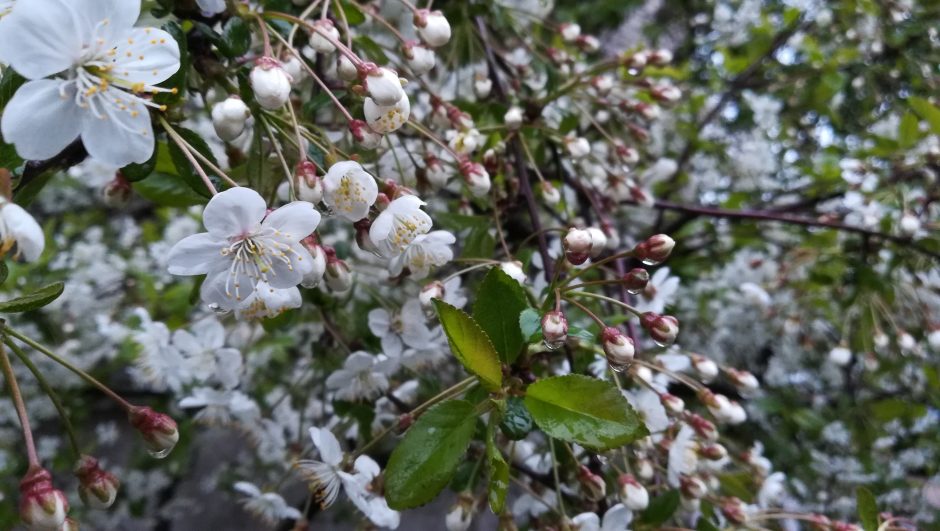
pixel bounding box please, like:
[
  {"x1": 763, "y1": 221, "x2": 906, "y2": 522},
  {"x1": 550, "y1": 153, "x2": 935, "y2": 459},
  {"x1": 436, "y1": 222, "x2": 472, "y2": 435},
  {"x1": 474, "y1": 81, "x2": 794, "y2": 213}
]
[{"x1": 0, "y1": 0, "x2": 935, "y2": 529}]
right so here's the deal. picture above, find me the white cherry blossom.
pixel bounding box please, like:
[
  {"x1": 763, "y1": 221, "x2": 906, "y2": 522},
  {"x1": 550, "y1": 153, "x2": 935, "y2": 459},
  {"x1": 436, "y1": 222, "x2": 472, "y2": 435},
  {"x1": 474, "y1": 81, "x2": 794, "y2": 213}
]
[
  {"x1": 0, "y1": 197, "x2": 44, "y2": 262},
  {"x1": 364, "y1": 94, "x2": 411, "y2": 134},
  {"x1": 322, "y1": 161, "x2": 379, "y2": 222},
  {"x1": 368, "y1": 299, "x2": 433, "y2": 357},
  {"x1": 369, "y1": 195, "x2": 432, "y2": 257},
  {"x1": 388, "y1": 230, "x2": 455, "y2": 279},
  {"x1": 166, "y1": 187, "x2": 320, "y2": 311},
  {"x1": 0, "y1": 0, "x2": 180, "y2": 166},
  {"x1": 233, "y1": 482, "x2": 302, "y2": 526},
  {"x1": 326, "y1": 351, "x2": 395, "y2": 401}
]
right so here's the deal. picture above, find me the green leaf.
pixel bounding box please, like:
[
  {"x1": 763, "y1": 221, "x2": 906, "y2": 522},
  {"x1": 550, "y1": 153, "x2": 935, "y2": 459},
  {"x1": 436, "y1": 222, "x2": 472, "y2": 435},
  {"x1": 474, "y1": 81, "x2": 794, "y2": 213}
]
[
  {"x1": 898, "y1": 112, "x2": 920, "y2": 148},
  {"x1": 0, "y1": 282, "x2": 65, "y2": 313},
  {"x1": 856, "y1": 487, "x2": 879, "y2": 531},
  {"x1": 219, "y1": 17, "x2": 251, "y2": 58},
  {"x1": 0, "y1": 262, "x2": 8, "y2": 286},
  {"x1": 133, "y1": 172, "x2": 207, "y2": 207},
  {"x1": 385, "y1": 400, "x2": 478, "y2": 509},
  {"x1": 433, "y1": 299, "x2": 503, "y2": 390},
  {"x1": 519, "y1": 308, "x2": 541, "y2": 342},
  {"x1": 524, "y1": 375, "x2": 647, "y2": 450},
  {"x1": 338, "y1": 1, "x2": 366, "y2": 24},
  {"x1": 121, "y1": 148, "x2": 159, "y2": 182},
  {"x1": 473, "y1": 267, "x2": 529, "y2": 363},
  {"x1": 639, "y1": 490, "x2": 680, "y2": 526},
  {"x1": 499, "y1": 396, "x2": 533, "y2": 440},
  {"x1": 909, "y1": 96, "x2": 940, "y2": 135}
]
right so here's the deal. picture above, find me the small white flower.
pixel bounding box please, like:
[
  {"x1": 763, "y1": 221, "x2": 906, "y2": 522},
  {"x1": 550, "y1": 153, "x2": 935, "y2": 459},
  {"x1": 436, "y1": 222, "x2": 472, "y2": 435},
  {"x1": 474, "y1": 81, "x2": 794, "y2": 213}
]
[
  {"x1": 179, "y1": 387, "x2": 255, "y2": 425},
  {"x1": 172, "y1": 317, "x2": 242, "y2": 389},
  {"x1": 368, "y1": 299, "x2": 433, "y2": 357},
  {"x1": 667, "y1": 424, "x2": 698, "y2": 487},
  {"x1": 564, "y1": 135, "x2": 591, "y2": 158},
  {"x1": 370, "y1": 195, "x2": 432, "y2": 257},
  {"x1": 326, "y1": 352, "x2": 391, "y2": 401},
  {"x1": 389, "y1": 230, "x2": 455, "y2": 279},
  {"x1": 250, "y1": 58, "x2": 293, "y2": 110},
  {"x1": 415, "y1": 10, "x2": 451, "y2": 48},
  {"x1": 571, "y1": 503, "x2": 632, "y2": 531},
  {"x1": 166, "y1": 187, "x2": 320, "y2": 311},
  {"x1": 308, "y1": 19, "x2": 339, "y2": 54},
  {"x1": 0, "y1": 197, "x2": 44, "y2": 262},
  {"x1": 828, "y1": 345, "x2": 852, "y2": 366},
  {"x1": 560, "y1": 23, "x2": 581, "y2": 42},
  {"x1": 364, "y1": 94, "x2": 411, "y2": 134},
  {"x1": 447, "y1": 128, "x2": 484, "y2": 155},
  {"x1": 0, "y1": 0, "x2": 181, "y2": 166},
  {"x1": 132, "y1": 311, "x2": 189, "y2": 392},
  {"x1": 322, "y1": 161, "x2": 379, "y2": 221},
  {"x1": 624, "y1": 389, "x2": 669, "y2": 434},
  {"x1": 364, "y1": 67, "x2": 405, "y2": 106},
  {"x1": 211, "y1": 96, "x2": 251, "y2": 141},
  {"x1": 233, "y1": 482, "x2": 302, "y2": 526},
  {"x1": 504, "y1": 106, "x2": 524, "y2": 129},
  {"x1": 474, "y1": 76, "x2": 492, "y2": 98}
]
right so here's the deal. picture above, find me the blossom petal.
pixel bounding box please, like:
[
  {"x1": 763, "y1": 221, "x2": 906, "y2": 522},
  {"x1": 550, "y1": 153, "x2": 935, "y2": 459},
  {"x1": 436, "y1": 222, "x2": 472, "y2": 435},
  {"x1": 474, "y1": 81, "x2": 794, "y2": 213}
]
[
  {"x1": 107, "y1": 27, "x2": 181, "y2": 85},
  {"x1": 0, "y1": 0, "x2": 82, "y2": 79},
  {"x1": 202, "y1": 187, "x2": 266, "y2": 238},
  {"x1": 1, "y1": 79, "x2": 83, "y2": 161},
  {"x1": 80, "y1": 91, "x2": 156, "y2": 166},
  {"x1": 167, "y1": 232, "x2": 224, "y2": 275},
  {"x1": 262, "y1": 201, "x2": 320, "y2": 240},
  {"x1": 73, "y1": 0, "x2": 140, "y2": 42},
  {"x1": 309, "y1": 427, "x2": 343, "y2": 466},
  {"x1": 261, "y1": 242, "x2": 306, "y2": 289},
  {"x1": 1, "y1": 202, "x2": 45, "y2": 262},
  {"x1": 601, "y1": 504, "x2": 633, "y2": 531}
]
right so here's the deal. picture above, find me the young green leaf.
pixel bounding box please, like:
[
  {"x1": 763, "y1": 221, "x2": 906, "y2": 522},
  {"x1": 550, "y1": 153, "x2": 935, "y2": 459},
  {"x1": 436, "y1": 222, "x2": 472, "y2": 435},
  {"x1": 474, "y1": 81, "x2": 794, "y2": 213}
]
[
  {"x1": 856, "y1": 487, "x2": 879, "y2": 531},
  {"x1": 385, "y1": 400, "x2": 478, "y2": 510},
  {"x1": 524, "y1": 374, "x2": 648, "y2": 450},
  {"x1": 909, "y1": 96, "x2": 940, "y2": 135},
  {"x1": 433, "y1": 299, "x2": 503, "y2": 390},
  {"x1": 0, "y1": 282, "x2": 65, "y2": 313},
  {"x1": 486, "y1": 413, "x2": 509, "y2": 514},
  {"x1": 519, "y1": 308, "x2": 541, "y2": 342},
  {"x1": 639, "y1": 489, "x2": 680, "y2": 526},
  {"x1": 473, "y1": 267, "x2": 529, "y2": 363}
]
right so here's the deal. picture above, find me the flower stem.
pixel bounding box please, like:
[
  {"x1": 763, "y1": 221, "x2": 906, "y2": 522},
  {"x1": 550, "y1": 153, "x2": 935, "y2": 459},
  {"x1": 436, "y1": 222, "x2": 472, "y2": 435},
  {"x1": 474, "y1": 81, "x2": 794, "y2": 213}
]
[
  {"x1": 4, "y1": 327, "x2": 134, "y2": 411},
  {"x1": 158, "y1": 117, "x2": 218, "y2": 195},
  {"x1": 0, "y1": 337, "x2": 39, "y2": 467},
  {"x1": 3, "y1": 337, "x2": 81, "y2": 458},
  {"x1": 565, "y1": 290, "x2": 643, "y2": 317}
]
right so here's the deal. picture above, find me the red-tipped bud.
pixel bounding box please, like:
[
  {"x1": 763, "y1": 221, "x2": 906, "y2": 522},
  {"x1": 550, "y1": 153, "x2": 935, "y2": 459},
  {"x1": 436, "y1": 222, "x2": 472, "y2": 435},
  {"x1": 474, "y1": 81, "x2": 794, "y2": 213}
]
[
  {"x1": 128, "y1": 406, "x2": 179, "y2": 459},
  {"x1": 348, "y1": 119, "x2": 382, "y2": 149},
  {"x1": 726, "y1": 368, "x2": 759, "y2": 392},
  {"x1": 601, "y1": 327, "x2": 635, "y2": 370},
  {"x1": 294, "y1": 161, "x2": 323, "y2": 204},
  {"x1": 633, "y1": 234, "x2": 675, "y2": 265},
  {"x1": 720, "y1": 497, "x2": 749, "y2": 524},
  {"x1": 699, "y1": 443, "x2": 728, "y2": 461},
  {"x1": 353, "y1": 218, "x2": 379, "y2": 255},
  {"x1": 19, "y1": 467, "x2": 69, "y2": 530},
  {"x1": 618, "y1": 474, "x2": 649, "y2": 510},
  {"x1": 577, "y1": 465, "x2": 606, "y2": 501},
  {"x1": 660, "y1": 392, "x2": 685, "y2": 414},
  {"x1": 563, "y1": 228, "x2": 593, "y2": 265},
  {"x1": 687, "y1": 413, "x2": 719, "y2": 442},
  {"x1": 622, "y1": 268, "x2": 650, "y2": 294},
  {"x1": 689, "y1": 354, "x2": 718, "y2": 381},
  {"x1": 324, "y1": 253, "x2": 352, "y2": 292},
  {"x1": 640, "y1": 313, "x2": 679, "y2": 346},
  {"x1": 541, "y1": 311, "x2": 568, "y2": 349},
  {"x1": 679, "y1": 475, "x2": 708, "y2": 499},
  {"x1": 102, "y1": 172, "x2": 133, "y2": 207},
  {"x1": 74, "y1": 455, "x2": 119, "y2": 509}
]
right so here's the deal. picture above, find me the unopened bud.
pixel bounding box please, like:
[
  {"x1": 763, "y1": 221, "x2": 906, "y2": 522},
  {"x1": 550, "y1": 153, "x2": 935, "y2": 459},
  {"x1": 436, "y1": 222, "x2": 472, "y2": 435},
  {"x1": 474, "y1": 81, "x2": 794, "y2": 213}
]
[
  {"x1": 699, "y1": 443, "x2": 728, "y2": 461},
  {"x1": 308, "y1": 19, "x2": 339, "y2": 54},
  {"x1": 354, "y1": 219, "x2": 380, "y2": 255},
  {"x1": 641, "y1": 312, "x2": 679, "y2": 346},
  {"x1": 577, "y1": 465, "x2": 606, "y2": 501},
  {"x1": 75, "y1": 455, "x2": 119, "y2": 509},
  {"x1": 414, "y1": 9, "x2": 451, "y2": 48},
  {"x1": 635, "y1": 457, "x2": 654, "y2": 480},
  {"x1": 648, "y1": 49, "x2": 674, "y2": 65},
  {"x1": 687, "y1": 413, "x2": 719, "y2": 442},
  {"x1": 348, "y1": 119, "x2": 383, "y2": 149},
  {"x1": 559, "y1": 23, "x2": 581, "y2": 42},
  {"x1": 419, "y1": 281, "x2": 445, "y2": 310},
  {"x1": 445, "y1": 492, "x2": 475, "y2": 531},
  {"x1": 679, "y1": 475, "x2": 708, "y2": 499},
  {"x1": 102, "y1": 173, "x2": 133, "y2": 207},
  {"x1": 212, "y1": 96, "x2": 251, "y2": 141},
  {"x1": 564, "y1": 135, "x2": 591, "y2": 159},
  {"x1": 504, "y1": 106, "x2": 524, "y2": 130},
  {"x1": 721, "y1": 497, "x2": 749, "y2": 524},
  {"x1": 128, "y1": 406, "x2": 179, "y2": 458},
  {"x1": 726, "y1": 368, "x2": 759, "y2": 392},
  {"x1": 622, "y1": 268, "x2": 650, "y2": 294},
  {"x1": 540, "y1": 181, "x2": 561, "y2": 205},
  {"x1": 660, "y1": 392, "x2": 684, "y2": 414},
  {"x1": 601, "y1": 327, "x2": 635, "y2": 371},
  {"x1": 618, "y1": 474, "x2": 649, "y2": 510},
  {"x1": 294, "y1": 161, "x2": 323, "y2": 204},
  {"x1": 250, "y1": 57, "x2": 292, "y2": 110},
  {"x1": 301, "y1": 240, "x2": 327, "y2": 288},
  {"x1": 19, "y1": 467, "x2": 68, "y2": 530},
  {"x1": 324, "y1": 253, "x2": 352, "y2": 292},
  {"x1": 586, "y1": 227, "x2": 607, "y2": 258},
  {"x1": 459, "y1": 161, "x2": 491, "y2": 197},
  {"x1": 633, "y1": 234, "x2": 675, "y2": 265},
  {"x1": 541, "y1": 311, "x2": 568, "y2": 349},
  {"x1": 563, "y1": 228, "x2": 593, "y2": 265},
  {"x1": 689, "y1": 354, "x2": 718, "y2": 381}
]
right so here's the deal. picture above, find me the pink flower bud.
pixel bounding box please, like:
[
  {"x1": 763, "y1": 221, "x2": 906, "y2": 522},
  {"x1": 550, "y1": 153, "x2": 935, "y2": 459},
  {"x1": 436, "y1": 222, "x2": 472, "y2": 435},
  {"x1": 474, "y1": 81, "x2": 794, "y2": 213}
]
[
  {"x1": 721, "y1": 497, "x2": 749, "y2": 524},
  {"x1": 324, "y1": 251, "x2": 352, "y2": 292},
  {"x1": 459, "y1": 161, "x2": 491, "y2": 197},
  {"x1": 354, "y1": 218, "x2": 380, "y2": 255},
  {"x1": 689, "y1": 354, "x2": 718, "y2": 381},
  {"x1": 622, "y1": 268, "x2": 650, "y2": 294},
  {"x1": 601, "y1": 327, "x2": 635, "y2": 370},
  {"x1": 294, "y1": 161, "x2": 323, "y2": 204},
  {"x1": 348, "y1": 119, "x2": 383, "y2": 149},
  {"x1": 577, "y1": 465, "x2": 606, "y2": 501},
  {"x1": 633, "y1": 234, "x2": 675, "y2": 265},
  {"x1": 541, "y1": 311, "x2": 568, "y2": 349},
  {"x1": 641, "y1": 312, "x2": 679, "y2": 346},
  {"x1": 679, "y1": 475, "x2": 708, "y2": 499},
  {"x1": 622, "y1": 50, "x2": 648, "y2": 69},
  {"x1": 618, "y1": 474, "x2": 649, "y2": 510},
  {"x1": 74, "y1": 455, "x2": 119, "y2": 509},
  {"x1": 687, "y1": 413, "x2": 719, "y2": 442},
  {"x1": 726, "y1": 368, "x2": 759, "y2": 392},
  {"x1": 563, "y1": 228, "x2": 593, "y2": 265},
  {"x1": 128, "y1": 406, "x2": 179, "y2": 459},
  {"x1": 699, "y1": 443, "x2": 728, "y2": 461},
  {"x1": 660, "y1": 392, "x2": 684, "y2": 414},
  {"x1": 19, "y1": 467, "x2": 68, "y2": 530},
  {"x1": 102, "y1": 173, "x2": 133, "y2": 207}
]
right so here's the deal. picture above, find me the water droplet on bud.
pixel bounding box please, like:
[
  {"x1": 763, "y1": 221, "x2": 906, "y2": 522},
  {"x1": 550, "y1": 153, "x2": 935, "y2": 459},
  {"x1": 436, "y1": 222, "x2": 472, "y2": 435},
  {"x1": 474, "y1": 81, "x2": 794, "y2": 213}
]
[
  {"x1": 608, "y1": 362, "x2": 629, "y2": 373},
  {"x1": 147, "y1": 447, "x2": 172, "y2": 459},
  {"x1": 542, "y1": 339, "x2": 563, "y2": 350},
  {"x1": 640, "y1": 258, "x2": 660, "y2": 266}
]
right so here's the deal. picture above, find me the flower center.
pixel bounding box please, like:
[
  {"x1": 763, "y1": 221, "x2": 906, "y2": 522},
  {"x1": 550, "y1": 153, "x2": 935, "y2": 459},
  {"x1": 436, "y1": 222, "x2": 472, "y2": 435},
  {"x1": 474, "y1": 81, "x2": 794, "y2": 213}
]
[{"x1": 219, "y1": 231, "x2": 301, "y2": 301}]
